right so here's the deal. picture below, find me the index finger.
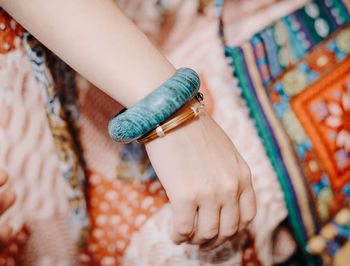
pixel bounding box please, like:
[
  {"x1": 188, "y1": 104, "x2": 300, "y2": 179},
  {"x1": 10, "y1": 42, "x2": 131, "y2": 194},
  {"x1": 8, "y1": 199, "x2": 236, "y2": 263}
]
[{"x1": 170, "y1": 199, "x2": 197, "y2": 245}]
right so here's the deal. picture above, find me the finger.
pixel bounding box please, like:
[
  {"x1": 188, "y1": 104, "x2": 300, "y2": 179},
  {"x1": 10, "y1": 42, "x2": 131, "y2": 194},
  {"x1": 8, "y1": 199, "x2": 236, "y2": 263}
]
[
  {"x1": 200, "y1": 200, "x2": 239, "y2": 250},
  {"x1": 0, "y1": 169, "x2": 8, "y2": 186},
  {"x1": 237, "y1": 186, "x2": 256, "y2": 233},
  {"x1": 0, "y1": 224, "x2": 13, "y2": 251},
  {"x1": 0, "y1": 188, "x2": 16, "y2": 216},
  {"x1": 189, "y1": 202, "x2": 220, "y2": 245},
  {"x1": 170, "y1": 199, "x2": 197, "y2": 245}
]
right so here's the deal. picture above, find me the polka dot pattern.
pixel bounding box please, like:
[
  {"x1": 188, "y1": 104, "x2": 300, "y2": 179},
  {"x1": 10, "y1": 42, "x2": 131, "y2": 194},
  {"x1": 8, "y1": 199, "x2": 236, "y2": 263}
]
[
  {"x1": 0, "y1": 227, "x2": 29, "y2": 265},
  {"x1": 81, "y1": 171, "x2": 168, "y2": 265},
  {"x1": 0, "y1": 9, "x2": 24, "y2": 54}
]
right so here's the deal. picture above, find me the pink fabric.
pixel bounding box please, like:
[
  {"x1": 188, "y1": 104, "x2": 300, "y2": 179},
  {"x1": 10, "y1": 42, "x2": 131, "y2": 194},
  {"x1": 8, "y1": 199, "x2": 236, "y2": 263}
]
[
  {"x1": 0, "y1": 45, "x2": 74, "y2": 264},
  {"x1": 0, "y1": 1, "x2": 303, "y2": 264}
]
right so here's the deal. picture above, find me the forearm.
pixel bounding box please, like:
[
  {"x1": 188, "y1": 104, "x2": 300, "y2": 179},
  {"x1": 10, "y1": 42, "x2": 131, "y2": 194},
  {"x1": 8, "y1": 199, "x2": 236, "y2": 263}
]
[
  {"x1": 1, "y1": 0, "x2": 175, "y2": 108},
  {"x1": 1, "y1": 1, "x2": 258, "y2": 249}
]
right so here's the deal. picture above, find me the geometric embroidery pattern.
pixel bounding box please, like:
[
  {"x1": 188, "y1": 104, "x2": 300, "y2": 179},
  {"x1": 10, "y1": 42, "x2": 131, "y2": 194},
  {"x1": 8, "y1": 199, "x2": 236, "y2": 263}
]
[
  {"x1": 292, "y1": 58, "x2": 350, "y2": 191},
  {"x1": 218, "y1": 0, "x2": 350, "y2": 261}
]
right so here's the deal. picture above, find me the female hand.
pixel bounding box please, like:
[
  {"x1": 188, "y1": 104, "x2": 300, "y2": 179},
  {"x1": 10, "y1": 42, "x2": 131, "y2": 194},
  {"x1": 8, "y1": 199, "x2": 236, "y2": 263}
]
[
  {"x1": 0, "y1": 169, "x2": 16, "y2": 251},
  {"x1": 145, "y1": 105, "x2": 256, "y2": 250}
]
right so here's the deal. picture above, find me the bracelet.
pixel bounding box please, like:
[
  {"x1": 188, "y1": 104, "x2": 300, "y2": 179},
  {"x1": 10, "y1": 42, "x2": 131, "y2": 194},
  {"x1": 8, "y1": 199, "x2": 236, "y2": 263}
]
[
  {"x1": 108, "y1": 68, "x2": 200, "y2": 143},
  {"x1": 137, "y1": 103, "x2": 204, "y2": 144}
]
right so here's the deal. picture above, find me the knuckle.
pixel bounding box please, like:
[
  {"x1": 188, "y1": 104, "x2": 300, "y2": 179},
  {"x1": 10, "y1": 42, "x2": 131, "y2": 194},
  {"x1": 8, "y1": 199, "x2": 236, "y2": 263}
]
[
  {"x1": 176, "y1": 192, "x2": 195, "y2": 203},
  {"x1": 175, "y1": 223, "x2": 193, "y2": 236},
  {"x1": 239, "y1": 222, "x2": 248, "y2": 231},
  {"x1": 223, "y1": 182, "x2": 239, "y2": 197},
  {"x1": 228, "y1": 184, "x2": 239, "y2": 195},
  {"x1": 243, "y1": 211, "x2": 256, "y2": 224},
  {"x1": 198, "y1": 189, "x2": 217, "y2": 202},
  {"x1": 173, "y1": 218, "x2": 194, "y2": 235},
  {"x1": 221, "y1": 227, "x2": 238, "y2": 239},
  {"x1": 243, "y1": 199, "x2": 257, "y2": 223},
  {"x1": 200, "y1": 228, "x2": 218, "y2": 241},
  {"x1": 241, "y1": 164, "x2": 252, "y2": 180},
  {"x1": 173, "y1": 196, "x2": 196, "y2": 211},
  {"x1": 214, "y1": 239, "x2": 226, "y2": 248},
  {"x1": 173, "y1": 220, "x2": 195, "y2": 236}
]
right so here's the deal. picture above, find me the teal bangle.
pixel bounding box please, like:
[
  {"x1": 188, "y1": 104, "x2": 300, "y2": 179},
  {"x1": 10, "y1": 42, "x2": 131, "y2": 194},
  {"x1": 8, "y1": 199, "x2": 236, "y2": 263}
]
[{"x1": 108, "y1": 68, "x2": 200, "y2": 143}]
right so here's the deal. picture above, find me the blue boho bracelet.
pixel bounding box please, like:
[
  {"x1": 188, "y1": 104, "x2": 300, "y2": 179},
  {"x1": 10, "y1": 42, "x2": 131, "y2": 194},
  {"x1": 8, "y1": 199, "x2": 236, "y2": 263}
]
[{"x1": 108, "y1": 68, "x2": 201, "y2": 143}]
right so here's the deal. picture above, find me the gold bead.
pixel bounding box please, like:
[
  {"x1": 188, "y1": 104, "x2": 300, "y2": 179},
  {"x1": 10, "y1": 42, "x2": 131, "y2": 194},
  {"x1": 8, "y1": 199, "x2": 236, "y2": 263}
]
[
  {"x1": 321, "y1": 224, "x2": 336, "y2": 240},
  {"x1": 334, "y1": 208, "x2": 350, "y2": 225},
  {"x1": 307, "y1": 236, "x2": 326, "y2": 254}
]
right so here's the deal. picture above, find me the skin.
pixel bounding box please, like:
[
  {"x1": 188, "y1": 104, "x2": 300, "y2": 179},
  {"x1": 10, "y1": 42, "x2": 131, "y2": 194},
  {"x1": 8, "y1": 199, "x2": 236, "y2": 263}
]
[
  {"x1": 146, "y1": 101, "x2": 256, "y2": 249},
  {"x1": 0, "y1": 0, "x2": 256, "y2": 249}
]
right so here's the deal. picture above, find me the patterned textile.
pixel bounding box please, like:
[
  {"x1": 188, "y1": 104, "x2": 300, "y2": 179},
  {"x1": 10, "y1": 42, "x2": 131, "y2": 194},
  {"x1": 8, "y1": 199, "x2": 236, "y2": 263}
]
[
  {"x1": 23, "y1": 33, "x2": 89, "y2": 249},
  {"x1": 217, "y1": 0, "x2": 350, "y2": 263},
  {"x1": 0, "y1": 8, "x2": 77, "y2": 265},
  {"x1": 0, "y1": 1, "x2": 290, "y2": 265}
]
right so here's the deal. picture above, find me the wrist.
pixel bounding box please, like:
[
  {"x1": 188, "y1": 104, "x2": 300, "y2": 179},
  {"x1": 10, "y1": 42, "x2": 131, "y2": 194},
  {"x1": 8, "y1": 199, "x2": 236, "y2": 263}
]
[
  {"x1": 144, "y1": 103, "x2": 210, "y2": 147},
  {"x1": 108, "y1": 68, "x2": 201, "y2": 143},
  {"x1": 138, "y1": 91, "x2": 205, "y2": 144}
]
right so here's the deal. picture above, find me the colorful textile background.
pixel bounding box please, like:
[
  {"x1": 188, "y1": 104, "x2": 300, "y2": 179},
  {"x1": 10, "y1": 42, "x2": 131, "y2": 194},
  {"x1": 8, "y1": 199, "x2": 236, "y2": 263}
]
[
  {"x1": 219, "y1": 0, "x2": 350, "y2": 263},
  {"x1": 0, "y1": 1, "x2": 290, "y2": 265}
]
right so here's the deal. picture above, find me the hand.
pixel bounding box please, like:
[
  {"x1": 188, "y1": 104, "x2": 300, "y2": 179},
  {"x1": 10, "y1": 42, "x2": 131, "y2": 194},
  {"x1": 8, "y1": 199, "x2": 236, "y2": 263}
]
[
  {"x1": 145, "y1": 105, "x2": 256, "y2": 250},
  {"x1": 0, "y1": 169, "x2": 16, "y2": 251}
]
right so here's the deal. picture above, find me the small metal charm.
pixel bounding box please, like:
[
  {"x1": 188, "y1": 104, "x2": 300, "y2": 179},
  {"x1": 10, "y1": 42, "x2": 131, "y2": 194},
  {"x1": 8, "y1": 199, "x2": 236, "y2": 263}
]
[{"x1": 195, "y1": 92, "x2": 204, "y2": 102}]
